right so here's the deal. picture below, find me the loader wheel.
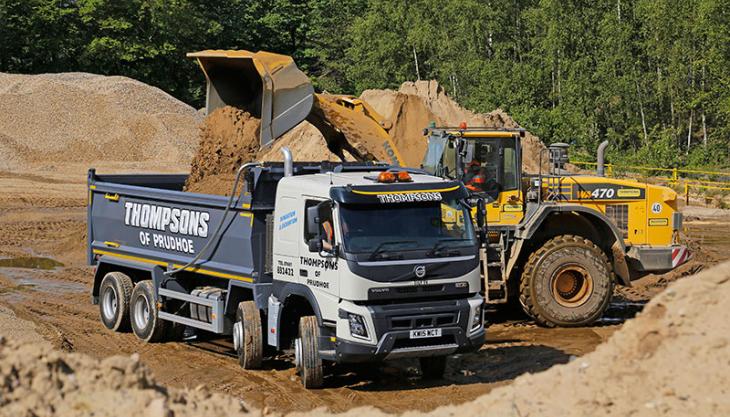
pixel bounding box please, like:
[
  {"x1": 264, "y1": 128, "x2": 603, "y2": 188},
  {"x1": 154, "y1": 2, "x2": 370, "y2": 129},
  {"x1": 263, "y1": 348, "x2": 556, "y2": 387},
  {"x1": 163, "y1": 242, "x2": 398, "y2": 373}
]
[
  {"x1": 234, "y1": 301, "x2": 263, "y2": 369},
  {"x1": 99, "y1": 272, "x2": 133, "y2": 332},
  {"x1": 519, "y1": 235, "x2": 613, "y2": 327},
  {"x1": 130, "y1": 280, "x2": 167, "y2": 343},
  {"x1": 295, "y1": 315, "x2": 323, "y2": 388},
  {"x1": 420, "y1": 356, "x2": 447, "y2": 380}
]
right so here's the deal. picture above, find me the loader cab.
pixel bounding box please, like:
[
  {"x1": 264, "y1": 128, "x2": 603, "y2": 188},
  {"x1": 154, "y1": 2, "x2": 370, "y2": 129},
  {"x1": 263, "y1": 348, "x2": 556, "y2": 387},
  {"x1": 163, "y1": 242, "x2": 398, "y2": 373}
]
[{"x1": 423, "y1": 128, "x2": 525, "y2": 225}]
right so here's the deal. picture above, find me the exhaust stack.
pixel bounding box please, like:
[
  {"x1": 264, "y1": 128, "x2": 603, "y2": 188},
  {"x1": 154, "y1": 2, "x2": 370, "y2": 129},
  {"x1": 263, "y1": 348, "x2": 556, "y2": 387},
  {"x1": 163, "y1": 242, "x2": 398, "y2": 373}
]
[
  {"x1": 281, "y1": 147, "x2": 293, "y2": 177},
  {"x1": 597, "y1": 140, "x2": 609, "y2": 176}
]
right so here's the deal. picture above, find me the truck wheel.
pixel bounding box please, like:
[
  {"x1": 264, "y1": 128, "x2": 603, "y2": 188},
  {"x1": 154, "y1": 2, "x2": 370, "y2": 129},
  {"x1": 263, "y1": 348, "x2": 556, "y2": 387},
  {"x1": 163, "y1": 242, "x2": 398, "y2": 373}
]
[
  {"x1": 99, "y1": 271, "x2": 133, "y2": 332},
  {"x1": 233, "y1": 301, "x2": 263, "y2": 369},
  {"x1": 420, "y1": 356, "x2": 447, "y2": 379},
  {"x1": 130, "y1": 280, "x2": 167, "y2": 343},
  {"x1": 519, "y1": 235, "x2": 614, "y2": 327},
  {"x1": 295, "y1": 316, "x2": 323, "y2": 388}
]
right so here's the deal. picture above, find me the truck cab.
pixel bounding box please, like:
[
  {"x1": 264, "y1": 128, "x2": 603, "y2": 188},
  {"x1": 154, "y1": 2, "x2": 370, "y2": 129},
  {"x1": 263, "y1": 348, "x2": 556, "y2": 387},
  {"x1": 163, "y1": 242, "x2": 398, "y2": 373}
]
[{"x1": 269, "y1": 169, "x2": 485, "y2": 366}]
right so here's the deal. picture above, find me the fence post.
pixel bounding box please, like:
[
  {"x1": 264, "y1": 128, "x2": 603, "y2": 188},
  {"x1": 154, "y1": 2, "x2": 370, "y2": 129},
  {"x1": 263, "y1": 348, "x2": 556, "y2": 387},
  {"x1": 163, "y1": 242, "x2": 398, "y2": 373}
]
[
  {"x1": 685, "y1": 183, "x2": 689, "y2": 205},
  {"x1": 672, "y1": 168, "x2": 678, "y2": 184}
]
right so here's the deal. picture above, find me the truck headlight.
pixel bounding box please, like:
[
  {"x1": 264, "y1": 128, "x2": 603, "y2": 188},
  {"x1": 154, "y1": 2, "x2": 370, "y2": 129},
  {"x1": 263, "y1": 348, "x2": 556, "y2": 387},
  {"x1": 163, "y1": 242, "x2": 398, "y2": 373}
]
[
  {"x1": 348, "y1": 313, "x2": 368, "y2": 339},
  {"x1": 470, "y1": 305, "x2": 483, "y2": 332}
]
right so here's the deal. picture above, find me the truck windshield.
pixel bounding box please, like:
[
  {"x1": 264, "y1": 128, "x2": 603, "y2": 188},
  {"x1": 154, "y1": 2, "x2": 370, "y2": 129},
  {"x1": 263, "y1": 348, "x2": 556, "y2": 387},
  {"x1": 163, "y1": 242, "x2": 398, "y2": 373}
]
[{"x1": 338, "y1": 199, "x2": 476, "y2": 256}]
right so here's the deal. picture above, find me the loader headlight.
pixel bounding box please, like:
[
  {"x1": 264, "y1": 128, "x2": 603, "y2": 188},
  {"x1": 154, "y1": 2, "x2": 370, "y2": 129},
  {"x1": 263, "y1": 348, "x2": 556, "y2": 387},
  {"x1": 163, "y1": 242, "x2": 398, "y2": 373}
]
[{"x1": 348, "y1": 313, "x2": 368, "y2": 339}]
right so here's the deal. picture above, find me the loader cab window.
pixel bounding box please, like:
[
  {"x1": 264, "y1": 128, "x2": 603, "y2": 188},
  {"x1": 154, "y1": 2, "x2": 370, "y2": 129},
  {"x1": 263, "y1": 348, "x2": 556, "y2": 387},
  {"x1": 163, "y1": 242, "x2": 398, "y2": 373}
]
[{"x1": 461, "y1": 137, "x2": 518, "y2": 198}]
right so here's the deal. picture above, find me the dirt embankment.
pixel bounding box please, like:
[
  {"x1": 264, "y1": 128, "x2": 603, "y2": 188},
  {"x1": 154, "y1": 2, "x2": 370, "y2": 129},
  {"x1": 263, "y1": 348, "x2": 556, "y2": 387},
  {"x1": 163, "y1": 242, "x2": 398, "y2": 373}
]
[
  {"x1": 0, "y1": 72, "x2": 201, "y2": 172},
  {"x1": 362, "y1": 80, "x2": 550, "y2": 172},
  {"x1": 3, "y1": 261, "x2": 729, "y2": 417}
]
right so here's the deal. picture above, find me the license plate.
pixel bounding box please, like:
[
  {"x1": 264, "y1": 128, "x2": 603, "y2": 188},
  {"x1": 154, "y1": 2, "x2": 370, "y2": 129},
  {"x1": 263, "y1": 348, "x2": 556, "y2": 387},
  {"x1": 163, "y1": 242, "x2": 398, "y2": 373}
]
[{"x1": 409, "y1": 328, "x2": 442, "y2": 339}]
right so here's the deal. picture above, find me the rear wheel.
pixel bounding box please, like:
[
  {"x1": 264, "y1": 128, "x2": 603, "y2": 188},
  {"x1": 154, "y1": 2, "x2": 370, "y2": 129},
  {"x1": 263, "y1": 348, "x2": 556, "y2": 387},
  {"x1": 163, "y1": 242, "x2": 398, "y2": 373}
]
[
  {"x1": 295, "y1": 315, "x2": 323, "y2": 388},
  {"x1": 99, "y1": 272, "x2": 133, "y2": 332},
  {"x1": 519, "y1": 235, "x2": 613, "y2": 327},
  {"x1": 420, "y1": 356, "x2": 447, "y2": 379},
  {"x1": 234, "y1": 301, "x2": 263, "y2": 369},
  {"x1": 130, "y1": 280, "x2": 167, "y2": 342}
]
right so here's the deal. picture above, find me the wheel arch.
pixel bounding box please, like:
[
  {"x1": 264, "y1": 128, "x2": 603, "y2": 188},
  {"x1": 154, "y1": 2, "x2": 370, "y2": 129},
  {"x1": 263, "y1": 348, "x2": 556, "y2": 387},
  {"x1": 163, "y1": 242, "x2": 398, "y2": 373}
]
[
  {"x1": 510, "y1": 206, "x2": 630, "y2": 285},
  {"x1": 273, "y1": 284, "x2": 323, "y2": 350},
  {"x1": 91, "y1": 257, "x2": 155, "y2": 304}
]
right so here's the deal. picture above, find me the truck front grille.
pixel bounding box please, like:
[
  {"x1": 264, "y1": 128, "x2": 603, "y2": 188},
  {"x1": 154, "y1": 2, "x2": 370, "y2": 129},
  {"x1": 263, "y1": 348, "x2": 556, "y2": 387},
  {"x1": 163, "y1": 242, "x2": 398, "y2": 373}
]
[{"x1": 389, "y1": 313, "x2": 457, "y2": 330}]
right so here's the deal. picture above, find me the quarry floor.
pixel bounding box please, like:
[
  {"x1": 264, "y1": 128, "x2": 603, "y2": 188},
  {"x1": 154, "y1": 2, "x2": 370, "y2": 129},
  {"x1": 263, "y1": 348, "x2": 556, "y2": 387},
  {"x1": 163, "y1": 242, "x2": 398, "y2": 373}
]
[{"x1": 0, "y1": 165, "x2": 727, "y2": 414}]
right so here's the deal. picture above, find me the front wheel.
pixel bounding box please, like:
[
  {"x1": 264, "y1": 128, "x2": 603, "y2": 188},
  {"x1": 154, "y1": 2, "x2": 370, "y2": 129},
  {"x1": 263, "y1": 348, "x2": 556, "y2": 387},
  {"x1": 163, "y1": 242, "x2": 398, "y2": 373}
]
[
  {"x1": 295, "y1": 316, "x2": 323, "y2": 388},
  {"x1": 519, "y1": 235, "x2": 614, "y2": 327}
]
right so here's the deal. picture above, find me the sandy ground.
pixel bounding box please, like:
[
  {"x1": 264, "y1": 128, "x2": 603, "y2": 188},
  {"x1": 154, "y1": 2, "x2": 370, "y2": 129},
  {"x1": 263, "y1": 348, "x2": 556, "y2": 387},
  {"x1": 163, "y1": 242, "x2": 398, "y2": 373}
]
[{"x1": 0, "y1": 164, "x2": 727, "y2": 414}]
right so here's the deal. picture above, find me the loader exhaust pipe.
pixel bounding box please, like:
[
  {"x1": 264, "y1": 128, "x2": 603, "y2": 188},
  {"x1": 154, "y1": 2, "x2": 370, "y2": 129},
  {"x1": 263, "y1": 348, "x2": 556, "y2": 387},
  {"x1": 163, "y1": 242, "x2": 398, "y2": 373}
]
[
  {"x1": 281, "y1": 147, "x2": 293, "y2": 177},
  {"x1": 597, "y1": 140, "x2": 609, "y2": 176}
]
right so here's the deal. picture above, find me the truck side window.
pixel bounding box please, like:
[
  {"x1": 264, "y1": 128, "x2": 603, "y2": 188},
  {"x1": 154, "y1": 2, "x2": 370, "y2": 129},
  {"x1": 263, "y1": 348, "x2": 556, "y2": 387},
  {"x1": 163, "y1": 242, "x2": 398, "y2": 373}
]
[{"x1": 303, "y1": 200, "x2": 335, "y2": 246}]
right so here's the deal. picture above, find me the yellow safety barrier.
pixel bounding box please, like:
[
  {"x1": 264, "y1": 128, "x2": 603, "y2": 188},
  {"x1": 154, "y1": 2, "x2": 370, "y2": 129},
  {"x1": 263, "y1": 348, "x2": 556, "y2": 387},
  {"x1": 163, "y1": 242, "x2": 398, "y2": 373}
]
[
  {"x1": 683, "y1": 183, "x2": 730, "y2": 205},
  {"x1": 571, "y1": 161, "x2": 729, "y2": 185}
]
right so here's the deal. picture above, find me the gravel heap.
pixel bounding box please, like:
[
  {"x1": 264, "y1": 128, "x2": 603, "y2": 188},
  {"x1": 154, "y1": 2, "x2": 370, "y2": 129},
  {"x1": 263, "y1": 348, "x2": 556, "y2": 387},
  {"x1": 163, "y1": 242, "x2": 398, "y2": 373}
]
[
  {"x1": 0, "y1": 336, "x2": 251, "y2": 417},
  {"x1": 0, "y1": 72, "x2": 201, "y2": 170}
]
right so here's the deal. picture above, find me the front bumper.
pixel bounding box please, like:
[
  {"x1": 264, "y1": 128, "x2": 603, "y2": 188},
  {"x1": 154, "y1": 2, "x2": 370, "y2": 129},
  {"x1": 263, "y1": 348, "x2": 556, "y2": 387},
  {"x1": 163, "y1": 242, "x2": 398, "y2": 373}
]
[
  {"x1": 330, "y1": 296, "x2": 485, "y2": 363},
  {"x1": 627, "y1": 244, "x2": 690, "y2": 272}
]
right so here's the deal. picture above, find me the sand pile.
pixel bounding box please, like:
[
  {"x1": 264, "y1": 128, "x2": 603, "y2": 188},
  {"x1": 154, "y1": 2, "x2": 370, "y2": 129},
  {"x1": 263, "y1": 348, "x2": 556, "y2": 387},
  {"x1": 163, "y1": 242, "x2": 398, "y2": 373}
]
[
  {"x1": 0, "y1": 72, "x2": 201, "y2": 171},
  {"x1": 0, "y1": 336, "x2": 250, "y2": 417},
  {"x1": 2, "y1": 262, "x2": 728, "y2": 416},
  {"x1": 361, "y1": 80, "x2": 549, "y2": 172}
]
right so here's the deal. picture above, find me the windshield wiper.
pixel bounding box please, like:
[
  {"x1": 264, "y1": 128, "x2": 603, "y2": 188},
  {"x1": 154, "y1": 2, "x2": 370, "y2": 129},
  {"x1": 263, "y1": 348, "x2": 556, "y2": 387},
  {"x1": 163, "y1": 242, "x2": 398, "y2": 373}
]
[
  {"x1": 427, "y1": 238, "x2": 469, "y2": 258},
  {"x1": 368, "y1": 240, "x2": 417, "y2": 261}
]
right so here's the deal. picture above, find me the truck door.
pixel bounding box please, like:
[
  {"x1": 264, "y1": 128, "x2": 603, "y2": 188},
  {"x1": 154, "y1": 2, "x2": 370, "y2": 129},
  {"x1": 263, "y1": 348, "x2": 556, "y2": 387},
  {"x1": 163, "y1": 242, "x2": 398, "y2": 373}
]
[
  {"x1": 273, "y1": 196, "x2": 300, "y2": 284},
  {"x1": 300, "y1": 199, "x2": 339, "y2": 298}
]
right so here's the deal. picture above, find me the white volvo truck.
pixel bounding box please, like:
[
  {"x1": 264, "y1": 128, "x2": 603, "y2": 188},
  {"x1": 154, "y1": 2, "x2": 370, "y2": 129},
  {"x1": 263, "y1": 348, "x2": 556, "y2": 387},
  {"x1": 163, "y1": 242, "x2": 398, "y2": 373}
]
[{"x1": 88, "y1": 150, "x2": 486, "y2": 387}]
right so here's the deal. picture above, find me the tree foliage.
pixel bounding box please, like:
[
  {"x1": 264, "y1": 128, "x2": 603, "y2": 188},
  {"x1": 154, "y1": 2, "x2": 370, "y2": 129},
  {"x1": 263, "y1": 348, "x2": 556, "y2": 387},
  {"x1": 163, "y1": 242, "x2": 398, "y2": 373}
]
[{"x1": 0, "y1": 0, "x2": 728, "y2": 167}]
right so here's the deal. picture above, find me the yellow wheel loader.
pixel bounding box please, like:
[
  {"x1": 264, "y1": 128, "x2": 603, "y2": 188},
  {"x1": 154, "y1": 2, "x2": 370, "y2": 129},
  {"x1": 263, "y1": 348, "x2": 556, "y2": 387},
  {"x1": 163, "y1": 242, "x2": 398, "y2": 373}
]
[
  {"x1": 188, "y1": 49, "x2": 689, "y2": 327},
  {"x1": 421, "y1": 127, "x2": 689, "y2": 326}
]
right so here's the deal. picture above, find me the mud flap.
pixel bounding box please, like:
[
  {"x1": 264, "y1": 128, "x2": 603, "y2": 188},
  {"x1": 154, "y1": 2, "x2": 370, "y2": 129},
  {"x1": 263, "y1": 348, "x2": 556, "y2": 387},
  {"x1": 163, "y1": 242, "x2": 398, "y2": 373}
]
[{"x1": 267, "y1": 295, "x2": 282, "y2": 349}]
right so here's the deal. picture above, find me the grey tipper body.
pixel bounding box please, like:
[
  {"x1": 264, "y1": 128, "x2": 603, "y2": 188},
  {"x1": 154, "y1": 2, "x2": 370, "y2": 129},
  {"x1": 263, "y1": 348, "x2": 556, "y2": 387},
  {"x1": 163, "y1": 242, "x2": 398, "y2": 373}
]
[{"x1": 88, "y1": 156, "x2": 485, "y2": 386}]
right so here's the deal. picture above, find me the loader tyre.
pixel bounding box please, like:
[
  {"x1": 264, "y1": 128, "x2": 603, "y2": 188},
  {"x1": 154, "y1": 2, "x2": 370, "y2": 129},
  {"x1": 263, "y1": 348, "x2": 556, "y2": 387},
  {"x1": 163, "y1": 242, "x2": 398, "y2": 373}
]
[
  {"x1": 519, "y1": 235, "x2": 613, "y2": 327},
  {"x1": 234, "y1": 301, "x2": 263, "y2": 369},
  {"x1": 420, "y1": 356, "x2": 447, "y2": 380},
  {"x1": 99, "y1": 272, "x2": 133, "y2": 332},
  {"x1": 295, "y1": 315, "x2": 323, "y2": 388},
  {"x1": 130, "y1": 280, "x2": 167, "y2": 343}
]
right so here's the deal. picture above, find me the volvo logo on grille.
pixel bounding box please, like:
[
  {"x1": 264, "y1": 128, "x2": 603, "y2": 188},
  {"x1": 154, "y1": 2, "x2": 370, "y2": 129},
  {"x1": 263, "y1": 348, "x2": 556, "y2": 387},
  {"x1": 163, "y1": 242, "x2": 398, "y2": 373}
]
[{"x1": 414, "y1": 265, "x2": 426, "y2": 279}]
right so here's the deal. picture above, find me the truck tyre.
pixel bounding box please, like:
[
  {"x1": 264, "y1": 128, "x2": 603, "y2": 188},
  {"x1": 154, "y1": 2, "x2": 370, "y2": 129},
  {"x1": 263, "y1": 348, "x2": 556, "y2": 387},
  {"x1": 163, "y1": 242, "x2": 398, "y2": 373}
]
[
  {"x1": 130, "y1": 280, "x2": 167, "y2": 343},
  {"x1": 519, "y1": 235, "x2": 613, "y2": 327},
  {"x1": 420, "y1": 356, "x2": 447, "y2": 379},
  {"x1": 234, "y1": 301, "x2": 263, "y2": 369},
  {"x1": 295, "y1": 315, "x2": 323, "y2": 388},
  {"x1": 99, "y1": 271, "x2": 133, "y2": 332}
]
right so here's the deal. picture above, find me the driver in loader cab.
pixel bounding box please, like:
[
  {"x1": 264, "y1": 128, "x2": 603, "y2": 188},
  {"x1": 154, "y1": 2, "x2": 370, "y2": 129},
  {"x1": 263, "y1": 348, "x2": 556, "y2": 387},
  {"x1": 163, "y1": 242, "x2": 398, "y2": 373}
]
[{"x1": 464, "y1": 159, "x2": 485, "y2": 192}]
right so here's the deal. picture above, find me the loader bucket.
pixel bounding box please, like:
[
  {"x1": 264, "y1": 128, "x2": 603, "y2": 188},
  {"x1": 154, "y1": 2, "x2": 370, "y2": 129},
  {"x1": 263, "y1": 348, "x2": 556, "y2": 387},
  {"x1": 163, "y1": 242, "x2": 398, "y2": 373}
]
[{"x1": 187, "y1": 50, "x2": 315, "y2": 149}]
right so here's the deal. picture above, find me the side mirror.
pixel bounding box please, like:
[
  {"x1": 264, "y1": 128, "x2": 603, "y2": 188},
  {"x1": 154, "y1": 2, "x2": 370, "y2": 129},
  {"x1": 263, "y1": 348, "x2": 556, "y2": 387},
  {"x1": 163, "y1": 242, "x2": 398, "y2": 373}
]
[
  {"x1": 306, "y1": 206, "x2": 319, "y2": 236},
  {"x1": 307, "y1": 238, "x2": 323, "y2": 253},
  {"x1": 475, "y1": 198, "x2": 487, "y2": 245},
  {"x1": 476, "y1": 198, "x2": 486, "y2": 229}
]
